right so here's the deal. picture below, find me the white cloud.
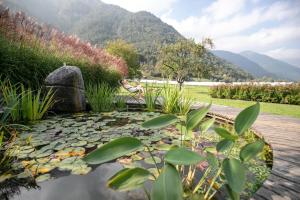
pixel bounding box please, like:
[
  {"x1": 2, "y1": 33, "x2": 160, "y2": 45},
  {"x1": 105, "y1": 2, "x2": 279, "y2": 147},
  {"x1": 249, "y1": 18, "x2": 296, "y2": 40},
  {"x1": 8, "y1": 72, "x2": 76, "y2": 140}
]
[
  {"x1": 203, "y1": 0, "x2": 246, "y2": 20},
  {"x1": 161, "y1": 0, "x2": 300, "y2": 65},
  {"x1": 101, "y1": 0, "x2": 178, "y2": 15},
  {"x1": 265, "y1": 48, "x2": 300, "y2": 67}
]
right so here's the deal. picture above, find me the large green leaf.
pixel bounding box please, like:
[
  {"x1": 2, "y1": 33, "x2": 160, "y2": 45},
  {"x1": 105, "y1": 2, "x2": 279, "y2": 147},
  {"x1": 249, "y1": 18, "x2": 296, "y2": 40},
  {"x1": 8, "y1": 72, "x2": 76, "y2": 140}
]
[
  {"x1": 107, "y1": 167, "x2": 150, "y2": 191},
  {"x1": 83, "y1": 137, "x2": 142, "y2": 164},
  {"x1": 234, "y1": 103, "x2": 260, "y2": 135},
  {"x1": 151, "y1": 164, "x2": 183, "y2": 200},
  {"x1": 216, "y1": 139, "x2": 234, "y2": 152},
  {"x1": 225, "y1": 184, "x2": 240, "y2": 200},
  {"x1": 240, "y1": 140, "x2": 265, "y2": 162},
  {"x1": 214, "y1": 127, "x2": 238, "y2": 141},
  {"x1": 223, "y1": 158, "x2": 246, "y2": 193},
  {"x1": 186, "y1": 103, "x2": 211, "y2": 131},
  {"x1": 200, "y1": 118, "x2": 215, "y2": 133},
  {"x1": 165, "y1": 147, "x2": 205, "y2": 165},
  {"x1": 142, "y1": 114, "x2": 177, "y2": 129}
]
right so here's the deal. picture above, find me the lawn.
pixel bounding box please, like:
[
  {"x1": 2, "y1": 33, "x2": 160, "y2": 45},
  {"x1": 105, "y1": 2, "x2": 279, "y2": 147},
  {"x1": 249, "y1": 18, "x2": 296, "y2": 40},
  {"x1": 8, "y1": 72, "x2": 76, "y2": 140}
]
[
  {"x1": 183, "y1": 85, "x2": 300, "y2": 119},
  {"x1": 122, "y1": 82, "x2": 300, "y2": 118}
]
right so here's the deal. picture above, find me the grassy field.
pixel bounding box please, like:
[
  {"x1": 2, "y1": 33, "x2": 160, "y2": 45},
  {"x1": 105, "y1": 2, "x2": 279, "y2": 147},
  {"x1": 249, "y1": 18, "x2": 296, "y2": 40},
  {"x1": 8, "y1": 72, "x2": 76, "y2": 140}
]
[
  {"x1": 122, "y1": 82, "x2": 300, "y2": 118},
  {"x1": 183, "y1": 85, "x2": 300, "y2": 118}
]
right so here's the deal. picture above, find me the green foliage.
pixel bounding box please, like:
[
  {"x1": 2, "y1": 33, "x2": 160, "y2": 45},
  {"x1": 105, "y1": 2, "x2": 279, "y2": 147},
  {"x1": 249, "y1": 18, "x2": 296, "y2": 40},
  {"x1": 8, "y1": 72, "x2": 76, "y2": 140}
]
[
  {"x1": 157, "y1": 39, "x2": 212, "y2": 87},
  {"x1": 0, "y1": 80, "x2": 54, "y2": 122},
  {"x1": 144, "y1": 84, "x2": 161, "y2": 112},
  {"x1": 151, "y1": 164, "x2": 183, "y2": 200},
  {"x1": 160, "y1": 84, "x2": 193, "y2": 115},
  {"x1": 107, "y1": 167, "x2": 150, "y2": 191},
  {"x1": 106, "y1": 39, "x2": 141, "y2": 78},
  {"x1": 214, "y1": 128, "x2": 238, "y2": 141},
  {"x1": 164, "y1": 147, "x2": 205, "y2": 165},
  {"x1": 234, "y1": 103, "x2": 260, "y2": 135},
  {"x1": 210, "y1": 84, "x2": 300, "y2": 105},
  {"x1": 0, "y1": 34, "x2": 123, "y2": 89},
  {"x1": 85, "y1": 83, "x2": 117, "y2": 112},
  {"x1": 223, "y1": 158, "x2": 246, "y2": 193},
  {"x1": 84, "y1": 103, "x2": 266, "y2": 199},
  {"x1": 160, "y1": 85, "x2": 181, "y2": 113},
  {"x1": 240, "y1": 140, "x2": 265, "y2": 162},
  {"x1": 142, "y1": 114, "x2": 177, "y2": 129},
  {"x1": 186, "y1": 103, "x2": 211, "y2": 131},
  {"x1": 83, "y1": 137, "x2": 143, "y2": 165},
  {"x1": 115, "y1": 96, "x2": 127, "y2": 111}
]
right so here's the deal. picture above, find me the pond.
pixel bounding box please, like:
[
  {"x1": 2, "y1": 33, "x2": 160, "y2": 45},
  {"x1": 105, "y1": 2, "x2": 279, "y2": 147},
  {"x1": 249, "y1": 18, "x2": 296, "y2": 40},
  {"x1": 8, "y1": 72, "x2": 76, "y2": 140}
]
[{"x1": 2, "y1": 111, "x2": 271, "y2": 200}]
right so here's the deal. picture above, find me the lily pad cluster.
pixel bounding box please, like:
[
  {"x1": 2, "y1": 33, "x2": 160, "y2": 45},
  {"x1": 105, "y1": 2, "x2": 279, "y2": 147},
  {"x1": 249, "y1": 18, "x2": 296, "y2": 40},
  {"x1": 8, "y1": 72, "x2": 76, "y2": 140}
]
[{"x1": 8, "y1": 112, "x2": 189, "y2": 182}]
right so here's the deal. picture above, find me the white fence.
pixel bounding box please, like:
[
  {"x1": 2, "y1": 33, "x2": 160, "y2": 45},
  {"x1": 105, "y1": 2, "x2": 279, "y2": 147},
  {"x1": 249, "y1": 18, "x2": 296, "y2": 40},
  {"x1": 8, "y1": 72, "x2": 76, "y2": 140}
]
[{"x1": 139, "y1": 79, "x2": 294, "y2": 87}]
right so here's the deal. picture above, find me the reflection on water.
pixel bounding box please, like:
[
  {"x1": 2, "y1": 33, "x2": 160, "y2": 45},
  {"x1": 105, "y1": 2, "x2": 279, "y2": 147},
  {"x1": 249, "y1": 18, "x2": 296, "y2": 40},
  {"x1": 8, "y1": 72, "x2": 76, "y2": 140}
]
[{"x1": 11, "y1": 163, "x2": 146, "y2": 200}]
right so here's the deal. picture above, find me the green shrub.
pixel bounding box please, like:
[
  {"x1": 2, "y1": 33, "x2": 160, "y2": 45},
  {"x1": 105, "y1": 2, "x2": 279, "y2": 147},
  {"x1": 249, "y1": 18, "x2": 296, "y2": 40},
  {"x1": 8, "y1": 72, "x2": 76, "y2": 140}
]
[
  {"x1": 210, "y1": 83, "x2": 300, "y2": 105},
  {"x1": 86, "y1": 83, "x2": 117, "y2": 112}
]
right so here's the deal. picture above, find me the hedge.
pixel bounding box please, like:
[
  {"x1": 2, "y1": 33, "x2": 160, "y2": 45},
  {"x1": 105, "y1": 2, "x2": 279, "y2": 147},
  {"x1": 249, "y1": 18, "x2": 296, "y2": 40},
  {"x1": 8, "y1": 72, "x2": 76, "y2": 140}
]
[{"x1": 209, "y1": 83, "x2": 300, "y2": 105}]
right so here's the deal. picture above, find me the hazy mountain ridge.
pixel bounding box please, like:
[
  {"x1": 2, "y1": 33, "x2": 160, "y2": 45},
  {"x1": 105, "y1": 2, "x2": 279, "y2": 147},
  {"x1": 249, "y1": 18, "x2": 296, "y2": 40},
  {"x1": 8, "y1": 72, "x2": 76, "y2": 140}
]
[
  {"x1": 212, "y1": 50, "x2": 277, "y2": 79},
  {"x1": 241, "y1": 51, "x2": 300, "y2": 81}
]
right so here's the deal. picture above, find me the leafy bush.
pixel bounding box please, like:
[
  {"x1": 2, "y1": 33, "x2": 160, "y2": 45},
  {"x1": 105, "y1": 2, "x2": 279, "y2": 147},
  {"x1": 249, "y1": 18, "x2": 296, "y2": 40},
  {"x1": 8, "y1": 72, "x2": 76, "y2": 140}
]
[
  {"x1": 86, "y1": 83, "x2": 117, "y2": 112},
  {"x1": 210, "y1": 83, "x2": 300, "y2": 105},
  {"x1": 84, "y1": 103, "x2": 266, "y2": 199},
  {"x1": 0, "y1": 7, "x2": 127, "y2": 88},
  {"x1": 0, "y1": 80, "x2": 54, "y2": 122}
]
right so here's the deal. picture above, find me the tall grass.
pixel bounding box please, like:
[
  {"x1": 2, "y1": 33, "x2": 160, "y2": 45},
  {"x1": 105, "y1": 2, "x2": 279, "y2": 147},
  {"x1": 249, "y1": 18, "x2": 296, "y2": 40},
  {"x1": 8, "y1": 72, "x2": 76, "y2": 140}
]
[
  {"x1": 160, "y1": 84, "x2": 193, "y2": 115},
  {"x1": 144, "y1": 84, "x2": 161, "y2": 112},
  {"x1": 86, "y1": 83, "x2": 117, "y2": 112},
  {"x1": 0, "y1": 7, "x2": 127, "y2": 88},
  {"x1": 0, "y1": 80, "x2": 54, "y2": 122}
]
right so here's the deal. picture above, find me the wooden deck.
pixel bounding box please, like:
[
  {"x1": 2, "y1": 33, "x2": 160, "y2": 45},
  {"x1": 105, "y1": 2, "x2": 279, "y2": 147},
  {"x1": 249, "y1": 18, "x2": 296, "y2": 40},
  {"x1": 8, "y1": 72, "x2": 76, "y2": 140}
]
[{"x1": 126, "y1": 98, "x2": 300, "y2": 200}]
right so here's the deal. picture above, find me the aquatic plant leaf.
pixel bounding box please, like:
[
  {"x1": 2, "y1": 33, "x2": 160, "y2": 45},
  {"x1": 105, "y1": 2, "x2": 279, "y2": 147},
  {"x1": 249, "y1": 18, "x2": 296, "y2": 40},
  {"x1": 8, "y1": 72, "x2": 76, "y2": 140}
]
[
  {"x1": 165, "y1": 147, "x2": 205, "y2": 165},
  {"x1": 225, "y1": 184, "x2": 240, "y2": 200},
  {"x1": 223, "y1": 158, "x2": 246, "y2": 193},
  {"x1": 35, "y1": 174, "x2": 51, "y2": 183},
  {"x1": 83, "y1": 137, "x2": 143, "y2": 165},
  {"x1": 144, "y1": 156, "x2": 161, "y2": 165},
  {"x1": 186, "y1": 103, "x2": 211, "y2": 131},
  {"x1": 216, "y1": 139, "x2": 233, "y2": 152},
  {"x1": 151, "y1": 163, "x2": 183, "y2": 200},
  {"x1": 234, "y1": 103, "x2": 260, "y2": 135},
  {"x1": 214, "y1": 128, "x2": 238, "y2": 141},
  {"x1": 240, "y1": 140, "x2": 265, "y2": 162},
  {"x1": 71, "y1": 165, "x2": 92, "y2": 175},
  {"x1": 200, "y1": 118, "x2": 215, "y2": 133},
  {"x1": 142, "y1": 114, "x2": 177, "y2": 129},
  {"x1": 107, "y1": 167, "x2": 150, "y2": 191}
]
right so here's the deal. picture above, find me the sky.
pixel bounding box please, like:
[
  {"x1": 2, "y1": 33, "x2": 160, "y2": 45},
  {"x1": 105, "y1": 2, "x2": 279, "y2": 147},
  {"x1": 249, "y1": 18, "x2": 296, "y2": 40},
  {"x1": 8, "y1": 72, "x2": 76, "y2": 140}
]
[{"x1": 102, "y1": 0, "x2": 300, "y2": 67}]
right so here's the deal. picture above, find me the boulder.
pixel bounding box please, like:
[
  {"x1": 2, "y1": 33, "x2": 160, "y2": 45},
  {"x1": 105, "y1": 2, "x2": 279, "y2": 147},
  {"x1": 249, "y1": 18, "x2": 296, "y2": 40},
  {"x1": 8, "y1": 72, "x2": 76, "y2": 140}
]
[{"x1": 45, "y1": 66, "x2": 86, "y2": 113}]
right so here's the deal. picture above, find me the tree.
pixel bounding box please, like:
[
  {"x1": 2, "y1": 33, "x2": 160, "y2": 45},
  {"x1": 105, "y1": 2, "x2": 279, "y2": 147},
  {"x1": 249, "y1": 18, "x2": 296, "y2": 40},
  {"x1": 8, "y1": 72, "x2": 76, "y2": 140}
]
[
  {"x1": 157, "y1": 38, "x2": 214, "y2": 90},
  {"x1": 106, "y1": 39, "x2": 142, "y2": 78}
]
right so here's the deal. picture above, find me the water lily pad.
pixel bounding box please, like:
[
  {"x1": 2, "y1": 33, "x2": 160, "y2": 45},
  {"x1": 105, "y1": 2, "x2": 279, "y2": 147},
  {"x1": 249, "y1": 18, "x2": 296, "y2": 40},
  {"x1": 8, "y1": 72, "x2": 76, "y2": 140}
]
[
  {"x1": 36, "y1": 174, "x2": 51, "y2": 182},
  {"x1": 71, "y1": 141, "x2": 87, "y2": 147},
  {"x1": 144, "y1": 156, "x2": 161, "y2": 165},
  {"x1": 71, "y1": 165, "x2": 92, "y2": 175}
]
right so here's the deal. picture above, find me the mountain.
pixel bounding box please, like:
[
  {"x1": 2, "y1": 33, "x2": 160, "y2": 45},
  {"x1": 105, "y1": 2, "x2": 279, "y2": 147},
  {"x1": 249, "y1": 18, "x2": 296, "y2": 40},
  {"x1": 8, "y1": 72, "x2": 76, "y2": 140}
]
[
  {"x1": 2, "y1": 0, "x2": 253, "y2": 81},
  {"x1": 241, "y1": 51, "x2": 300, "y2": 81},
  {"x1": 212, "y1": 50, "x2": 277, "y2": 79}
]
